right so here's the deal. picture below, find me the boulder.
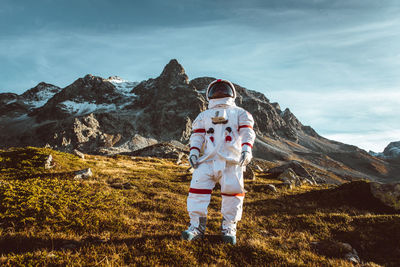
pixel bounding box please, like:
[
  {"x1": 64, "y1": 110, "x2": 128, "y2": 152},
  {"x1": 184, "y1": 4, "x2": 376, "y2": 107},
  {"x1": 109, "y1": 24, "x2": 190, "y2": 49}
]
[
  {"x1": 267, "y1": 160, "x2": 313, "y2": 180},
  {"x1": 74, "y1": 168, "x2": 93, "y2": 180},
  {"x1": 312, "y1": 240, "x2": 360, "y2": 264},
  {"x1": 265, "y1": 184, "x2": 278, "y2": 193},
  {"x1": 370, "y1": 182, "x2": 400, "y2": 210},
  {"x1": 278, "y1": 168, "x2": 298, "y2": 185}
]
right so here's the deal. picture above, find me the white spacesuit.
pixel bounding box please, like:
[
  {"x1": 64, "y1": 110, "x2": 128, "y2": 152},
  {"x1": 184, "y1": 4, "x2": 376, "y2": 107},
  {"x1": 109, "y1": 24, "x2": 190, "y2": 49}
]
[{"x1": 182, "y1": 79, "x2": 256, "y2": 245}]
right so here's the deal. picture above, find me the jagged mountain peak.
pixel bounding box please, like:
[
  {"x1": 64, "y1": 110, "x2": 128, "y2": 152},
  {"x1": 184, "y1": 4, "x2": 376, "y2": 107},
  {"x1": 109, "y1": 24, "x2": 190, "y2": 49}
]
[
  {"x1": 21, "y1": 82, "x2": 61, "y2": 102},
  {"x1": 159, "y1": 59, "x2": 189, "y2": 86},
  {"x1": 281, "y1": 108, "x2": 303, "y2": 129}
]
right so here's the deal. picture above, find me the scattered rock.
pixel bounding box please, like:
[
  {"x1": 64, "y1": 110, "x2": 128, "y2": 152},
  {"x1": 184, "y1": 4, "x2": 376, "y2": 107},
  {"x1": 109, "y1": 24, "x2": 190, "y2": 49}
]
[
  {"x1": 44, "y1": 154, "x2": 53, "y2": 169},
  {"x1": 276, "y1": 181, "x2": 293, "y2": 190},
  {"x1": 265, "y1": 184, "x2": 278, "y2": 192},
  {"x1": 267, "y1": 160, "x2": 314, "y2": 180},
  {"x1": 244, "y1": 166, "x2": 256, "y2": 181},
  {"x1": 73, "y1": 168, "x2": 92, "y2": 180},
  {"x1": 312, "y1": 240, "x2": 360, "y2": 264},
  {"x1": 110, "y1": 182, "x2": 134, "y2": 190},
  {"x1": 370, "y1": 182, "x2": 400, "y2": 210},
  {"x1": 278, "y1": 168, "x2": 298, "y2": 185},
  {"x1": 120, "y1": 142, "x2": 188, "y2": 160},
  {"x1": 254, "y1": 164, "x2": 263, "y2": 172},
  {"x1": 73, "y1": 149, "x2": 85, "y2": 159}
]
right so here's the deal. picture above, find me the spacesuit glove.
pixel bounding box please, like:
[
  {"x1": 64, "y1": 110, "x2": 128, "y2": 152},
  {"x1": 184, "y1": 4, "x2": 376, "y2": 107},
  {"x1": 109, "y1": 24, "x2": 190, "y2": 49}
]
[
  {"x1": 189, "y1": 149, "x2": 200, "y2": 169},
  {"x1": 239, "y1": 144, "x2": 252, "y2": 167}
]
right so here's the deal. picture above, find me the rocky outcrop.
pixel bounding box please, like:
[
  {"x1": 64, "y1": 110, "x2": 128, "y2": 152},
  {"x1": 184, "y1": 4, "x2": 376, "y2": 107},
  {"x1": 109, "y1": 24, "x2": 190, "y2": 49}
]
[
  {"x1": 370, "y1": 141, "x2": 400, "y2": 162},
  {"x1": 267, "y1": 161, "x2": 314, "y2": 180},
  {"x1": 370, "y1": 182, "x2": 400, "y2": 210},
  {"x1": 120, "y1": 142, "x2": 189, "y2": 160},
  {"x1": 312, "y1": 240, "x2": 360, "y2": 264},
  {"x1": 277, "y1": 168, "x2": 316, "y2": 188},
  {"x1": 129, "y1": 59, "x2": 206, "y2": 142}
]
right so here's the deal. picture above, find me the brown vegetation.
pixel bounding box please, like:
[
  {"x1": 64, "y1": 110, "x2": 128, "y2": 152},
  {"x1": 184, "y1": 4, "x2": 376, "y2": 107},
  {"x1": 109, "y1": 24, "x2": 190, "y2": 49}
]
[{"x1": 0, "y1": 147, "x2": 399, "y2": 266}]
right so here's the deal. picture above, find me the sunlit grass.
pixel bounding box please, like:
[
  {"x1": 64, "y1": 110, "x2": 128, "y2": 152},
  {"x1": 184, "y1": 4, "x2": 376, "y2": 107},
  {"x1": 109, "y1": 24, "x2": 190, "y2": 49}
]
[{"x1": 0, "y1": 147, "x2": 399, "y2": 266}]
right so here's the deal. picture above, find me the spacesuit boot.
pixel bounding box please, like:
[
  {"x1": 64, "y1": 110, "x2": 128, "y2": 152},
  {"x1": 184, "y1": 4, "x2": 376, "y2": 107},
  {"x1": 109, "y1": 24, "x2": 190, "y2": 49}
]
[
  {"x1": 181, "y1": 216, "x2": 207, "y2": 241},
  {"x1": 221, "y1": 218, "x2": 237, "y2": 245}
]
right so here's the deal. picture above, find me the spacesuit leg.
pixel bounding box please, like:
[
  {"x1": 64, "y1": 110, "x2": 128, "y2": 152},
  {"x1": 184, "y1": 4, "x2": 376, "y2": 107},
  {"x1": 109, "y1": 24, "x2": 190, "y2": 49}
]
[
  {"x1": 220, "y1": 163, "x2": 245, "y2": 230},
  {"x1": 187, "y1": 161, "x2": 216, "y2": 227}
]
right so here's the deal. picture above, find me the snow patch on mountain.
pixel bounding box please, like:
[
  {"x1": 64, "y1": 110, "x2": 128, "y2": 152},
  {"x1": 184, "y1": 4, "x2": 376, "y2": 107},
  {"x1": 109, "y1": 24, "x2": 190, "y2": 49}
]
[
  {"x1": 60, "y1": 100, "x2": 116, "y2": 115},
  {"x1": 23, "y1": 84, "x2": 62, "y2": 108},
  {"x1": 5, "y1": 99, "x2": 17, "y2": 105},
  {"x1": 106, "y1": 76, "x2": 139, "y2": 96}
]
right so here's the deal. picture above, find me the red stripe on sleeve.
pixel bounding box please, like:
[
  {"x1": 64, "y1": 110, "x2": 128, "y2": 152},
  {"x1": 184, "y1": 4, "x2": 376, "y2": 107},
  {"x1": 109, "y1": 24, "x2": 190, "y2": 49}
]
[
  {"x1": 189, "y1": 188, "x2": 212, "y2": 194},
  {"x1": 190, "y1": 147, "x2": 201, "y2": 152},
  {"x1": 238, "y1": 125, "x2": 253, "y2": 130},
  {"x1": 193, "y1": 128, "x2": 206, "y2": 133},
  {"x1": 241, "y1": 143, "x2": 253, "y2": 148}
]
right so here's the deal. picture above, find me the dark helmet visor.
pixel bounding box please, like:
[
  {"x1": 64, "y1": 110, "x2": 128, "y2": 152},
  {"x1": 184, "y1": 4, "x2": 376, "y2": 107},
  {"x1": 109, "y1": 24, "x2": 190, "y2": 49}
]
[{"x1": 208, "y1": 82, "x2": 234, "y2": 99}]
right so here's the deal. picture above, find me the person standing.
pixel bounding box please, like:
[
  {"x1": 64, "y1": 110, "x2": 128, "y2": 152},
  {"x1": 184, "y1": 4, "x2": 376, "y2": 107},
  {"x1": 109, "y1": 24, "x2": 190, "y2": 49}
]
[{"x1": 182, "y1": 79, "x2": 256, "y2": 245}]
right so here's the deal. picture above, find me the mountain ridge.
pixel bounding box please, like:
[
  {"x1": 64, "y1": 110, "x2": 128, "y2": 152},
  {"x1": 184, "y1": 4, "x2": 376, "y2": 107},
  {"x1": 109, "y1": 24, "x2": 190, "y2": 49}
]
[{"x1": 0, "y1": 59, "x2": 399, "y2": 183}]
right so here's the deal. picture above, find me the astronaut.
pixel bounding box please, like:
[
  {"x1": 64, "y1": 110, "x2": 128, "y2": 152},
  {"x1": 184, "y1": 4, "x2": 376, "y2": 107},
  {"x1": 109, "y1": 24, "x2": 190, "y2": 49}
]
[{"x1": 181, "y1": 79, "x2": 256, "y2": 245}]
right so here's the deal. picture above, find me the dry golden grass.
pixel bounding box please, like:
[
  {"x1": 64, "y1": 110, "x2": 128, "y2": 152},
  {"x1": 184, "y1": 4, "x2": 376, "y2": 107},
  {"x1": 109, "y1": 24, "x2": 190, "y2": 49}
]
[{"x1": 0, "y1": 147, "x2": 399, "y2": 266}]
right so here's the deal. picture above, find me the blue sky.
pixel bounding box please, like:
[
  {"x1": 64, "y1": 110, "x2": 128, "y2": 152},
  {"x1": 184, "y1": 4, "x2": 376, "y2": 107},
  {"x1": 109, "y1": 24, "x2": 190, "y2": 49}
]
[{"x1": 1, "y1": 0, "x2": 399, "y2": 152}]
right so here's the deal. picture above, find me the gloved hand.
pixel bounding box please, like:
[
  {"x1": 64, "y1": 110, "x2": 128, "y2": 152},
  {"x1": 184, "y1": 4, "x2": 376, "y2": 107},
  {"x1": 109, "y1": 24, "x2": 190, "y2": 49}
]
[
  {"x1": 189, "y1": 149, "x2": 200, "y2": 169},
  {"x1": 239, "y1": 144, "x2": 252, "y2": 167}
]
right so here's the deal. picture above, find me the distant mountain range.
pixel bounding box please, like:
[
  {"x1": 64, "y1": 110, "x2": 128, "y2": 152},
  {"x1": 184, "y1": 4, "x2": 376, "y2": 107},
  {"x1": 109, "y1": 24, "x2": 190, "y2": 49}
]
[{"x1": 0, "y1": 59, "x2": 399, "y2": 183}]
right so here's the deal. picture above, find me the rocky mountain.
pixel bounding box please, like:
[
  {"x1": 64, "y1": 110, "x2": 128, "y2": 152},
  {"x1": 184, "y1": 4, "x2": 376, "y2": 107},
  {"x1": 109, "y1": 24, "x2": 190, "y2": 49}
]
[
  {"x1": 0, "y1": 59, "x2": 399, "y2": 183},
  {"x1": 370, "y1": 141, "x2": 400, "y2": 162}
]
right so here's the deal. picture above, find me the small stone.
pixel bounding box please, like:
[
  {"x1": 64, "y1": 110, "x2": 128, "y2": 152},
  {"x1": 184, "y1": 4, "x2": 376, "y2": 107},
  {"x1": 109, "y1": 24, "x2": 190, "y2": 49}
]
[
  {"x1": 265, "y1": 184, "x2": 278, "y2": 192},
  {"x1": 255, "y1": 165, "x2": 263, "y2": 172},
  {"x1": 73, "y1": 149, "x2": 85, "y2": 159},
  {"x1": 344, "y1": 252, "x2": 360, "y2": 264},
  {"x1": 44, "y1": 154, "x2": 53, "y2": 169},
  {"x1": 73, "y1": 168, "x2": 92, "y2": 180}
]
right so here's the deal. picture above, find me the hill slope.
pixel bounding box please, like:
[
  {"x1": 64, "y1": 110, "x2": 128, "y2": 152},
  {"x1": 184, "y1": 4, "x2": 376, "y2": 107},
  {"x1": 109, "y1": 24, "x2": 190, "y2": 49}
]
[
  {"x1": 0, "y1": 147, "x2": 399, "y2": 266},
  {"x1": 1, "y1": 60, "x2": 399, "y2": 183}
]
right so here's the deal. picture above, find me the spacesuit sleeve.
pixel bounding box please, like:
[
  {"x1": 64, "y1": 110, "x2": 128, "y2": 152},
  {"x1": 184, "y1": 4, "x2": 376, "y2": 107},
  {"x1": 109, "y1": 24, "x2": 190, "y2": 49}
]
[
  {"x1": 238, "y1": 109, "x2": 256, "y2": 149},
  {"x1": 189, "y1": 112, "x2": 205, "y2": 154}
]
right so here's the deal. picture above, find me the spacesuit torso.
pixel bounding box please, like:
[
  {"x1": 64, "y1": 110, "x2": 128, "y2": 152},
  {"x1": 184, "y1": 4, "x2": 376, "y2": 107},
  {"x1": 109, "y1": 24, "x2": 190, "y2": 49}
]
[{"x1": 190, "y1": 97, "x2": 255, "y2": 165}]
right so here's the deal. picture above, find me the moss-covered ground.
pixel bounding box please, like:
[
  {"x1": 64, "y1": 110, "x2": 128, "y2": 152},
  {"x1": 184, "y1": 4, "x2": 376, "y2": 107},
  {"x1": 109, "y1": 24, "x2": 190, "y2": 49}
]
[{"x1": 0, "y1": 147, "x2": 399, "y2": 266}]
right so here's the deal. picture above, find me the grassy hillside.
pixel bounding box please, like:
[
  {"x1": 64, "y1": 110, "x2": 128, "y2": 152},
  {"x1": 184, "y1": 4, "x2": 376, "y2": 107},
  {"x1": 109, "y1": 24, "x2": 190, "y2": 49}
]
[{"x1": 0, "y1": 147, "x2": 399, "y2": 266}]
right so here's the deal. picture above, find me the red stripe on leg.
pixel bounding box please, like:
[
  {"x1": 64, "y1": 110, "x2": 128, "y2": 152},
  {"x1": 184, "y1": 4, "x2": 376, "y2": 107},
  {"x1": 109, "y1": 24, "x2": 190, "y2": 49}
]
[
  {"x1": 189, "y1": 188, "x2": 212, "y2": 194},
  {"x1": 221, "y1": 192, "x2": 245, "y2": 197}
]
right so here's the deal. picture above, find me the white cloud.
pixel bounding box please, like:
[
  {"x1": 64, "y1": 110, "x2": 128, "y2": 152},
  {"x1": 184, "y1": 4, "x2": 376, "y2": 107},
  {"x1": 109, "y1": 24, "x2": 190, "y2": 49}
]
[
  {"x1": 325, "y1": 129, "x2": 400, "y2": 152},
  {"x1": 268, "y1": 89, "x2": 400, "y2": 151}
]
